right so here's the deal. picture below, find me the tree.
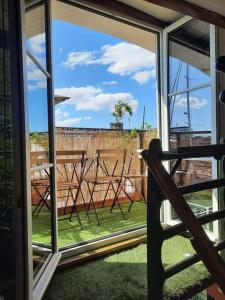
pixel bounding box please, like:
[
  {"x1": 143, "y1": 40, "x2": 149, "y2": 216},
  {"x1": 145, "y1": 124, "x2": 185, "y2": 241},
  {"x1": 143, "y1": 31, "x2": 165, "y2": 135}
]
[{"x1": 112, "y1": 100, "x2": 133, "y2": 123}]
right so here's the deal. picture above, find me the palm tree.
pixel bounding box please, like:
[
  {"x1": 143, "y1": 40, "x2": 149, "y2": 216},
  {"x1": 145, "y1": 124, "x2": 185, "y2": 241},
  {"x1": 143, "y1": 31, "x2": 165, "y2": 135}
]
[{"x1": 112, "y1": 101, "x2": 133, "y2": 124}]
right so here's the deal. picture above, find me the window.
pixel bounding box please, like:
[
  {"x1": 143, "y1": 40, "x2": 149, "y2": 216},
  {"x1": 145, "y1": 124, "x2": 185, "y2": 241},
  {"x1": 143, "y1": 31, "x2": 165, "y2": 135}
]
[{"x1": 168, "y1": 19, "x2": 213, "y2": 227}]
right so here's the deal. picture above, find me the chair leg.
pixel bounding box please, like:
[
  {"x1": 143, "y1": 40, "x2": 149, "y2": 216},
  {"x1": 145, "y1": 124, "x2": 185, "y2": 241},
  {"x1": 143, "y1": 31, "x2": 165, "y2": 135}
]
[
  {"x1": 101, "y1": 181, "x2": 111, "y2": 208},
  {"x1": 32, "y1": 186, "x2": 50, "y2": 217},
  {"x1": 110, "y1": 182, "x2": 126, "y2": 220},
  {"x1": 63, "y1": 189, "x2": 70, "y2": 215},
  {"x1": 80, "y1": 188, "x2": 90, "y2": 222},
  {"x1": 69, "y1": 188, "x2": 83, "y2": 229},
  {"x1": 86, "y1": 182, "x2": 100, "y2": 225}
]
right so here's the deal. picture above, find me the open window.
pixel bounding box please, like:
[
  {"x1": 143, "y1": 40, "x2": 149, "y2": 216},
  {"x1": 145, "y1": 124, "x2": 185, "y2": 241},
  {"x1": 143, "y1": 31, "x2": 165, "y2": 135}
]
[{"x1": 162, "y1": 17, "x2": 218, "y2": 236}]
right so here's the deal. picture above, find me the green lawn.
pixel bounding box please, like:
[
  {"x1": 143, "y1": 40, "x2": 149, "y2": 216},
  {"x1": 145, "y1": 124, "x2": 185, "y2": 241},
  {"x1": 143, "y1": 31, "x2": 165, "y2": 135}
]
[
  {"x1": 43, "y1": 236, "x2": 210, "y2": 300},
  {"x1": 32, "y1": 201, "x2": 147, "y2": 248}
]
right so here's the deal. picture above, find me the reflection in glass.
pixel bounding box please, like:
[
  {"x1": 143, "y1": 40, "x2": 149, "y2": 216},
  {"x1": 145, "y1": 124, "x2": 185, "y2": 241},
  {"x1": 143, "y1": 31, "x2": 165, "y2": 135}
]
[
  {"x1": 27, "y1": 56, "x2": 49, "y2": 154},
  {"x1": 26, "y1": 55, "x2": 52, "y2": 276},
  {"x1": 25, "y1": 4, "x2": 46, "y2": 68},
  {"x1": 168, "y1": 19, "x2": 212, "y2": 229},
  {"x1": 31, "y1": 166, "x2": 52, "y2": 277},
  {"x1": 169, "y1": 19, "x2": 210, "y2": 94}
]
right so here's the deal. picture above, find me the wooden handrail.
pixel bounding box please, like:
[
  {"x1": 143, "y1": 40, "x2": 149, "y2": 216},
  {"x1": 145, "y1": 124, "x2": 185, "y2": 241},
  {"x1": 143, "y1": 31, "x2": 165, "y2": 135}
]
[{"x1": 141, "y1": 139, "x2": 225, "y2": 298}]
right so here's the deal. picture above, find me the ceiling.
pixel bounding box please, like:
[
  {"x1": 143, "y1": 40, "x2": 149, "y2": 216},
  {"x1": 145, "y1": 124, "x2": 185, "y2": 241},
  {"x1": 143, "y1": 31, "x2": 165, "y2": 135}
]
[
  {"x1": 118, "y1": 0, "x2": 184, "y2": 23},
  {"x1": 118, "y1": 0, "x2": 225, "y2": 26}
]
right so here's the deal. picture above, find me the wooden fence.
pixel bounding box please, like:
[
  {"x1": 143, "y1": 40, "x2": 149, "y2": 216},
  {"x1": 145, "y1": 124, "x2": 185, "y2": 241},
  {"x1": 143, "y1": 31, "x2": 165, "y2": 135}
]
[{"x1": 54, "y1": 128, "x2": 156, "y2": 212}]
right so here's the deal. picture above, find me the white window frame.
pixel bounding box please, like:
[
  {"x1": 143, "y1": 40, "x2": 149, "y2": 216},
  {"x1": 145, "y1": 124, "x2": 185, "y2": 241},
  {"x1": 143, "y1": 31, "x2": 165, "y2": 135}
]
[{"x1": 160, "y1": 16, "x2": 218, "y2": 240}]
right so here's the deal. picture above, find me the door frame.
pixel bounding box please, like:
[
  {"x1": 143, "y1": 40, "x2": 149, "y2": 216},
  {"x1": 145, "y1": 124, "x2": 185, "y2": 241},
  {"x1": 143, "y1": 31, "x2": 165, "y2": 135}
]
[
  {"x1": 160, "y1": 16, "x2": 219, "y2": 237},
  {"x1": 20, "y1": 0, "x2": 61, "y2": 299}
]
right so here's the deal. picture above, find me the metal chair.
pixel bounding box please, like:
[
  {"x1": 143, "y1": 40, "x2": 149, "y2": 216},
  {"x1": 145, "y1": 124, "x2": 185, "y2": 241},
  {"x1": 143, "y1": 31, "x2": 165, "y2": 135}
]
[
  {"x1": 30, "y1": 151, "x2": 50, "y2": 217},
  {"x1": 84, "y1": 149, "x2": 127, "y2": 224},
  {"x1": 56, "y1": 150, "x2": 88, "y2": 229}
]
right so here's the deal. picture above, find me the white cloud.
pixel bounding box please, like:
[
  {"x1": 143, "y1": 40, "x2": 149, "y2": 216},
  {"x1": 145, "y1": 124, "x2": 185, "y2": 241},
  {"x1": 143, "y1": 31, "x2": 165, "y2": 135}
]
[
  {"x1": 103, "y1": 81, "x2": 118, "y2": 86},
  {"x1": 62, "y1": 51, "x2": 95, "y2": 70},
  {"x1": 62, "y1": 42, "x2": 156, "y2": 84},
  {"x1": 27, "y1": 58, "x2": 46, "y2": 91},
  {"x1": 175, "y1": 96, "x2": 208, "y2": 109},
  {"x1": 55, "y1": 108, "x2": 69, "y2": 119},
  {"x1": 55, "y1": 86, "x2": 138, "y2": 112},
  {"x1": 132, "y1": 69, "x2": 156, "y2": 85},
  {"x1": 98, "y1": 43, "x2": 155, "y2": 77},
  {"x1": 55, "y1": 107, "x2": 92, "y2": 127},
  {"x1": 28, "y1": 81, "x2": 47, "y2": 91},
  {"x1": 28, "y1": 34, "x2": 45, "y2": 55},
  {"x1": 56, "y1": 117, "x2": 83, "y2": 127}
]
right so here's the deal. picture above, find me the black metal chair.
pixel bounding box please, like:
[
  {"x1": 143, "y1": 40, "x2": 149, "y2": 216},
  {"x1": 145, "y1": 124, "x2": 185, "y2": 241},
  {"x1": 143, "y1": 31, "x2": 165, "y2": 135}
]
[{"x1": 84, "y1": 149, "x2": 127, "y2": 224}]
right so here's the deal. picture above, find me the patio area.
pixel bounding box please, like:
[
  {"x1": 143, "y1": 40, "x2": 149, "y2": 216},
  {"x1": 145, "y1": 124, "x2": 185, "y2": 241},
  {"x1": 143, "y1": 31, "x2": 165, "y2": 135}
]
[{"x1": 33, "y1": 201, "x2": 146, "y2": 248}]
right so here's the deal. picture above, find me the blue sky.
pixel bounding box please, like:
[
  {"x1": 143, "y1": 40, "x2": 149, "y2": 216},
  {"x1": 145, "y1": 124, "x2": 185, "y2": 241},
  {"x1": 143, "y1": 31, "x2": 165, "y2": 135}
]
[
  {"x1": 26, "y1": 19, "x2": 211, "y2": 133},
  {"x1": 52, "y1": 20, "x2": 157, "y2": 130}
]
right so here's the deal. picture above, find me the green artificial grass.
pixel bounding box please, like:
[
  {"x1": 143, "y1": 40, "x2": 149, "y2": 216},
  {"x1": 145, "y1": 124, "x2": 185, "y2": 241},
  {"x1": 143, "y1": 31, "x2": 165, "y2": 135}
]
[
  {"x1": 43, "y1": 236, "x2": 210, "y2": 300},
  {"x1": 185, "y1": 190, "x2": 212, "y2": 207},
  {"x1": 32, "y1": 201, "x2": 147, "y2": 248}
]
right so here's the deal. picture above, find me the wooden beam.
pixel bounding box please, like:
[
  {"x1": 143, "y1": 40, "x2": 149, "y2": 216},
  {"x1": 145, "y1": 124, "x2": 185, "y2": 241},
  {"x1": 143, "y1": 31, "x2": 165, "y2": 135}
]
[
  {"x1": 61, "y1": 0, "x2": 167, "y2": 29},
  {"x1": 143, "y1": 0, "x2": 225, "y2": 29}
]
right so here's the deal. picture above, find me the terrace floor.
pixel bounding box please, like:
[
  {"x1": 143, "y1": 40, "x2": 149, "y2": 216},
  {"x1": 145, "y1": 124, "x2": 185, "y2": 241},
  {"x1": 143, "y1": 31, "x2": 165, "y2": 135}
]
[
  {"x1": 43, "y1": 236, "x2": 209, "y2": 300},
  {"x1": 33, "y1": 201, "x2": 146, "y2": 248}
]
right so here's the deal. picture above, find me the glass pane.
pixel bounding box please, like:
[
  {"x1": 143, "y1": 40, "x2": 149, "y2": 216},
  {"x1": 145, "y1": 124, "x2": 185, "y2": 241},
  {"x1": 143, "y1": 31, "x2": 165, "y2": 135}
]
[
  {"x1": 168, "y1": 19, "x2": 213, "y2": 229},
  {"x1": 52, "y1": 2, "x2": 158, "y2": 249},
  {"x1": 169, "y1": 19, "x2": 210, "y2": 94},
  {"x1": 26, "y1": 54, "x2": 52, "y2": 276},
  {"x1": 31, "y1": 167, "x2": 52, "y2": 277},
  {"x1": 0, "y1": 2, "x2": 16, "y2": 298},
  {"x1": 25, "y1": 4, "x2": 46, "y2": 68},
  {"x1": 27, "y1": 56, "x2": 49, "y2": 154}
]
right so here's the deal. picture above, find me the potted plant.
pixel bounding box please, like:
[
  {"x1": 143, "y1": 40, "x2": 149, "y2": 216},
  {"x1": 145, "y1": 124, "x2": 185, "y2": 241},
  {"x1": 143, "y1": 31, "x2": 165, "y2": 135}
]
[{"x1": 110, "y1": 100, "x2": 133, "y2": 129}]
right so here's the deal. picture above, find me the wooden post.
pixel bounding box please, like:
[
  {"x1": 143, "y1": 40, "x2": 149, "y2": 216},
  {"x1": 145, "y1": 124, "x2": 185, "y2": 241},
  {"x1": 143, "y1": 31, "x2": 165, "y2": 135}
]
[{"x1": 146, "y1": 139, "x2": 164, "y2": 300}]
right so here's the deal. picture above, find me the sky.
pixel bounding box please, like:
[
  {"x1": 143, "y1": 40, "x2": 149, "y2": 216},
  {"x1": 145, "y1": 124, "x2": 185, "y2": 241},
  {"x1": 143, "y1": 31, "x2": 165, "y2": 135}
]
[
  {"x1": 51, "y1": 20, "x2": 157, "y2": 130},
  {"x1": 26, "y1": 18, "x2": 211, "y2": 133}
]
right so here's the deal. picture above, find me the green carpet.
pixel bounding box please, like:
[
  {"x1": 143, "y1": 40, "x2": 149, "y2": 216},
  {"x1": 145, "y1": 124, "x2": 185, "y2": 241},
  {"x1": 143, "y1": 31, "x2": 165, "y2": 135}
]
[
  {"x1": 32, "y1": 201, "x2": 147, "y2": 248},
  {"x1": 43, "y1": 236, "x2": 210, "y2": 300}
]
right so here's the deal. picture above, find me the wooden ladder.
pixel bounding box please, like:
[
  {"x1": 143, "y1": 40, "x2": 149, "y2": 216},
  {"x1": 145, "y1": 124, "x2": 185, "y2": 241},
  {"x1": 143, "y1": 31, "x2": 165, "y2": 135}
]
[{"x1": 141, "y1": 139, "x2": 225, "y2": 299}]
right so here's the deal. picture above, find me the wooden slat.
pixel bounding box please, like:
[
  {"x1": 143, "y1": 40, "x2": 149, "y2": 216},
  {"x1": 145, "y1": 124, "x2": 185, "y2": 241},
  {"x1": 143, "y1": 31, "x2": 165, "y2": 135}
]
[
  {"x1": 64, "y1": 0, "x2": 166, "y2": 29},
  {"x1": 179, "y1": 178, "x2": 225, "y2": 195},
  {"x1": 165, "y1": 240, "x2": 225, "y2": 279},
  {"x1": 31, "y1": 151, "x2": 48, "y2": 157},
  {"x1": 56, "y1": 150, "x2": 86, "y2": 156},
  {"x1": 56, "y1": 158, "x2": 86, "y2": 164},
  {"x1": 31, "y1": 158, "x2": 49, "y2": 164},
  {"x1": 170, "y1": 277, "x2": 213, "y2": 300},
  {"x1": 158, "y1": 179, "x2": 225, "y2": 202},
  {"x1": 143, "y1": 0, "x2": 225, "y2": 29},
  {"x1": 142, "y1": 143, "x2": 225, "y2": 294},
  {"x1": 163, "y1": 209, "x2": 225, "y2": 240},
  {"x1": 177, "y1": 144, "x2": 225, "y2": 159},
  {"x1": 97, "y1": 148, "x2": 126, "y2": 154}
]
